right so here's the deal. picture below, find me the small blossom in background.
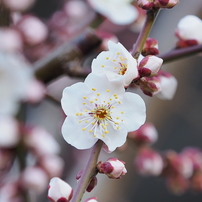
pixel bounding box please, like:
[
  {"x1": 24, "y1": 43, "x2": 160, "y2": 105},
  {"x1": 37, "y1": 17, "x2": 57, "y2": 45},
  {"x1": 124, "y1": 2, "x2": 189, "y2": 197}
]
[
  {"x1": 128, "y1": 122, "x2": 158, "y2": 146},
  {"x1": 61, "y1": 73, "x2": 146, "y2": 152},
  {"x1": 175, "y1": 15, "x2": 202, "y2": 48},
  {"x1": 97, "y1": 158, "x2": 127, "y2": 179},
  {"x1": 0, "y1": 28, "x2": 23, "y2": 52},
  {"x1": 20, "y1": 166, "x2": 49, "y2": 194},
  {"x1": 92, "y1": 41, "x2": 139, "y2": 87},
  {"x1": 0, "y1": 52, "x2": 33, "y2": 116},
  {"x1": 87, "y1": 0, "x2": 138, "y2": 25},
  {"x1": 135, "y1": 147, "x2": 164, "y2": 176},
  {"x1": 24, "y1": 126, "x2": 61, "y2": 156},
  {"x1": 17, "y1": 15, "x2": 48, "y2": 46},
  {"x1": 48, "y1": 177, "x2": 73, "y2": 202},
  {"x1": 2, "y1": 0, "x2": 35, "y2": 11},
  {"x1": 39, "y1": 154, "x2": 65, "y2": 178},
  {"x1": 0, "y1": 116, "x2": 19, "y2": 148}
]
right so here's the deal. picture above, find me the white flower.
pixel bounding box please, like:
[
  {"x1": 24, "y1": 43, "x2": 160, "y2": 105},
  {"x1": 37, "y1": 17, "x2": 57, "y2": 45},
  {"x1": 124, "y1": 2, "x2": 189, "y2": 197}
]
[
  {"x1": 176, "y1": 15, "x2": 202, "y2": 44},
  {"x1": 48, "y1": 177, "x2": 73, "y2": 202},
  {"x1": 61, "y1": 73, "x2": 146, "y2": 152},
  {"x1": 92, "y1": 41, "x2": 139, "y2": 87},
  {"x1": 0, "y1": 52, "x2": 32, "y2": 115},
  {"x1": 87, "y1": 0, "x2": 138, "y2": 25}
]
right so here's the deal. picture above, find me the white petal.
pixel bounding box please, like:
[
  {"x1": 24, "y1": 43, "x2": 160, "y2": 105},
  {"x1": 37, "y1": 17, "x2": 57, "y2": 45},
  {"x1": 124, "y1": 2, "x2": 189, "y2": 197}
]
[
  {"x1": 61, "y1": 82, "x2": 91, "y2": 115},
  {"x1": 62, "y1": 116, "x2": 98, "y2": 150},
  {"x1": 113, "y1": 92, "x2": 146, "y2": 131}
]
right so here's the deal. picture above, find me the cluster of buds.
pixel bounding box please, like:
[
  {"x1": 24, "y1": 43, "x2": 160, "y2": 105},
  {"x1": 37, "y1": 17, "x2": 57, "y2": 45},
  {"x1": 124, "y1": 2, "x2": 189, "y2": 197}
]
[
  {"x1": 162, "y1": 147, "x2": 202, "y2": 194},
  {"x1": 175, "y1": 15, "x2": 202, "y2": 48},
  {"x1": 0, "y1": 125, "x2": 64, "y2": 200},
  {"x1": 97, "y1": 158, "x2": 127, "y2": 179},
  {"x1": 134, "y1": 146, "x2": 202, "y2": 194},
  {"x1": 136, "y1": 0, "x2": 179, "y2": 10}
]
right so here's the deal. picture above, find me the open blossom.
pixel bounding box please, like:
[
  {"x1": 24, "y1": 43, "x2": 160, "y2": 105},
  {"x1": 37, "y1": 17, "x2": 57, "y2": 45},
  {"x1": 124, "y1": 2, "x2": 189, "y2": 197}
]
[
  {"x1": 87, "y1": 0, "x2": 138, "y2": 25},
  {"x1": 92, "y1": 41, "x2": 139, "y2": 87},
  {"x1": 48, "y1": 177, "x2": 73, "y2": 202},
  {"x1": 0, "y1": 52, "x2": 32, "y2": 115},
  {"x1": 175, "y1": 15, "x2": 202, "y2": 47},
  {"x1": 2, "y1": 0, "x2": 35, "y2": 11},
  {"x1": 61, "y1": 73, "x2": 146, "y2": 152}
]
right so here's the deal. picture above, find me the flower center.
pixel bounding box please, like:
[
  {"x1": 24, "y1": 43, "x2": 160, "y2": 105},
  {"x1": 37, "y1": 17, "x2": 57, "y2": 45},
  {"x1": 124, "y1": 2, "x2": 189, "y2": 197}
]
[
  {"x1": 95, "y1": 108, "x2": 108, "y2": 119},
  {"x1": 118, "y1": 63, "x2": 127, "y2": 75}
]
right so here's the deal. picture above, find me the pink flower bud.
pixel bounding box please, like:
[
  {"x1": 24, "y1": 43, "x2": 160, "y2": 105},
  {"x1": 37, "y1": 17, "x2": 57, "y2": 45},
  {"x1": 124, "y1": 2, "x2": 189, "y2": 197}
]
[
  {"x1": 138, "y1": 55, "x2": 163, "y2": 77},
  {"x1": 0, "y1": 28, "x2": 22, "y2": 52},
  {"x1": 155, "y1": 71, "x2": 177, "y2": 100},
  {"x1": 23, "y1": 79, "x2": 46, "y2": 103},
  {"x1": 135, "y1": 147, "x2": 163, "y2": 176},
  {"x1": 2, "y1": 0, "x2": 35, "y2": 11},
  {"x1": 136, "y1": 0, "x2": 154, "y2": 10},
  {"x1": 48, "y1": 177, "x2": 73, "y2": 202},
  {"x1": 175, "y1": 15, "x2": 202, "y2": 47},
  {"x1": 97, "y1": 158, "x2": 127, "y2": 179},
  {"x1": 17, "y1": 15, "x2": 48, "y2": 46},
  {"x1": 128, "y1": 122, "x2": 158, "y2": 145},
  {"x1": 84, "y1": 197, "x2": 98, "y2": 202},
  {"x1": 0, "y1": 116, "x2": 19, "y2": 148},
  {"x1": 20, "y1": 166, "x2": 49, "y2": 194},
  {"x1": 154, "y1": 0, "x2": 179, "y2": 9},
  {"x1": 142, "y1": 38, "x2": 159, "y2": 56}
]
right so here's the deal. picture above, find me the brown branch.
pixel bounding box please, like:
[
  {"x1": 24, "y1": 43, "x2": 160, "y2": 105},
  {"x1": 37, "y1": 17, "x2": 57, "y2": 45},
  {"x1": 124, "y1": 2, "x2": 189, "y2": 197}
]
[
  {"x1": 0, "y1": 1, "x2": 11, "y2": 26},
  {"x1": 158, "y1": 44, "x2": 202, "y2": 63},
  {"x1": 34, "y1": 28, "x2": 102, "y2": 84}
]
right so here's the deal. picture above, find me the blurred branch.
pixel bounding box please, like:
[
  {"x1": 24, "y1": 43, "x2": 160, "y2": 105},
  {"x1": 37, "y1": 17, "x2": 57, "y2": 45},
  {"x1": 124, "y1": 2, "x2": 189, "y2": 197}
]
[
  {"x1": 131, "y1": 9, "x2": 160, "y2": 59},
  {"x1": 34, "y1": 28, "x2": 102, "y2": 84},
  {"x1": 158, "y1": 44, "x2": 202, "y2": 63},
  {"x1": 0, "y1": 1, "x2": 11, "y2": 26}
]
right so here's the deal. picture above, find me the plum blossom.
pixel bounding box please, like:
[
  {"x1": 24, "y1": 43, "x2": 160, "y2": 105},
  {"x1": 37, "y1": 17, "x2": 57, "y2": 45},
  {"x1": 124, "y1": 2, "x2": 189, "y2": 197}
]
[
  {"x1": 91, "y1": 41, "x2": 139, "y2": 87},
  {"x1": 0, "y1": 52, "x2": 32, "y2": 116},
  {"x1": 175, "y1": 15, "x2": 202, "y2": 47},
  {"x1": 61, "y1": 73, "x2": 146, "y2": 152},
  {"x1": 87, "y1": 0, "x2": 138, "y2": 25},
  {"x1": 2, "y1": 0, "x2": 35, "y2": 11},
  {"x1": 48, "y1": 177, "x2": 73, "y2": 202}
]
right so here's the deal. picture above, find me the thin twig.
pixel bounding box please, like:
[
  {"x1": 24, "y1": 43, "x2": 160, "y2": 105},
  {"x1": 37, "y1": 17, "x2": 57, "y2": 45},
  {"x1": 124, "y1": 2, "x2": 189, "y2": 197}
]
[
  {"x1": 70, "y1": 140, "x2": 103, "y2": 202},
  {"x1": 158, "y1": 44, "x2": 202, "y2": 63},
  {"x1": 131, "y1": 9, "x2": 160, "y2": 59}
]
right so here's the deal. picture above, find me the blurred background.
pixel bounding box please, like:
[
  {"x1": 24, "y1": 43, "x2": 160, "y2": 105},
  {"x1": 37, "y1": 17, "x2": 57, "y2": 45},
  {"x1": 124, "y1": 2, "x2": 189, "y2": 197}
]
[{"x1": 6, "y1": 0, "x2": 202, "y2": 201}]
